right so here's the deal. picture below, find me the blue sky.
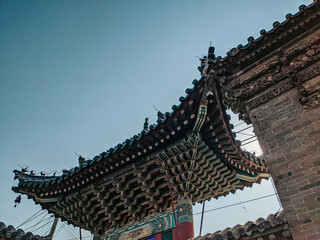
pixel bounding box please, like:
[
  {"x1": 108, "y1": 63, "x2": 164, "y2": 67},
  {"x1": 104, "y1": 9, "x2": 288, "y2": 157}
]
[{"x1": 0, "y1": 0, "x2": 312, "y2": 239}]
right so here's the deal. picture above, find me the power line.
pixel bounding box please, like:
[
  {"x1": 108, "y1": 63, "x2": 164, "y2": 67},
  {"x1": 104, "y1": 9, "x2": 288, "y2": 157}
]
[
  {"x1": 25, "y1": 215, "x2": 50, "y2": 232},
  {"x1": 241, "y1": 139, "x2": 258, "y2": 146},
  {"x1": 237, "y1": 132, "x2": 256, "y2": 137},
  {"x1": 67, "y1": 236, "x2": 92, "y2": 240},
  {"x1": 61, "y1": 222, "x2": 78, "y2": 239},
  {"x1": 37, "y1": 217, "x2": 51, "y2": 236},
  {"x1": 62, "y1": 223, "x2": 77, "y2": 239},
  {"x1": 54, "y1": 222, "x2": 64, "y2": 237},
  {"x1": 30, "y1": 218, "x2": 54, "y2": 234},
  {"x1": 68, "y1": 224, "x2": 80, "y2": 238},
  {"x1": 235, "y1": 193, "x2": 247, "y2": 213},
  {"x1": 193, "y1": 193, "x2": 277, "y2": 216},
  {"x1": 40, "y1": 217, "x2": 54, "y2": 236},
  {"x1": 271, "y1": 177, "x2": 283, "y2": 212},
  {"x1": 235, "y1": 126, "x2": 252, "y2": 133},
  {"x1": 233, "y1": 122, "x2": 246, "y2": 128},
  {"x1": 16, "y1": 209, "x2": 44, "y2": 228},
  {"x1": 241, "y1": 136, "x2": 257, "y2": 142}
]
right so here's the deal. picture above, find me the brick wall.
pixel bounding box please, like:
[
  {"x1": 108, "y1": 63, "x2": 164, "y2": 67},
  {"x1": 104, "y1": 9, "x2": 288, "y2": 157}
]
[{"x1": 250, "y1": 87, "x2": 320, "y2": 240}]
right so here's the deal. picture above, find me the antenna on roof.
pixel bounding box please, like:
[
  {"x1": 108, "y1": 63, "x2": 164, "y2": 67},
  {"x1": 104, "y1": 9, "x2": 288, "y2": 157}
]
[
  {"x1": 74, "y1": 152, "x2": 82, "y2": 157},
  {"x1": 153, "y1": 105, "x2": 165, "y2": 121},
  {"x1": 17, "y1": 164, "x2": 29, "y2": 173},
  {"x1": 153, "y1": 105, "x2": 159, "y2": 112}
]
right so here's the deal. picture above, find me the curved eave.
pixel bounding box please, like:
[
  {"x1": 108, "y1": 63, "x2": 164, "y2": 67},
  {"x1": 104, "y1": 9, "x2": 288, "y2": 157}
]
[
  {"x1": 12, "y1": 78, "x2": 205, "y2": 196},
  {"x1": 12, "y1": 75, "x2": 268, "y2": 201},
  {"x1": 201, "y1": 77, "x2": 269, "y2": 175}
]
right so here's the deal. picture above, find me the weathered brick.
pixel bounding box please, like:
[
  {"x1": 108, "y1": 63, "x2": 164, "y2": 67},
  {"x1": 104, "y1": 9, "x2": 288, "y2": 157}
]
[
  {"x1": 293, "y1": 119, "x2": 312, "y2": 131},
  {"x1": 274, "y1": 129, "x2": 293, "y2": 139},
  {"x1": 299, "y1": 181, "x2": 320, "y2": 192},
  {"x1": 307, "y1": 233, "x2": 320, "y2": 240},
  {"x1": 245, "y1": 54, "x2": 320, "y2": 240}
]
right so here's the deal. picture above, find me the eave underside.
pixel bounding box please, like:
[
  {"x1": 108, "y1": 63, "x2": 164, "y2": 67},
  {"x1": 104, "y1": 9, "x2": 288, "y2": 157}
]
[{"x1": 12, "y1": 75, "x2": 269, "y2": 234}]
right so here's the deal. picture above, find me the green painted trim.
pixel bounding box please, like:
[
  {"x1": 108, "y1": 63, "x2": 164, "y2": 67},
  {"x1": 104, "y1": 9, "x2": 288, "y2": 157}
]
[{"x1": 236, "y1": 170, "x2": 270, "y2": 182}]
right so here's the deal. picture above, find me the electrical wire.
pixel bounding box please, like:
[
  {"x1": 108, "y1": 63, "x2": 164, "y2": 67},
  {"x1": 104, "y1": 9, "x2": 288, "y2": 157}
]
[
  {"x1": 53, "y1": 222, "x2": 64, "y2": 237},
  {"x1": 42, "y1": 217, "x2": 54, "y2": 236},
  {"x1": 25, "y1": 214, "x2": 50, "y2": 232},
  {"x1": 233, "y1": 122, "x2": 246, "y2": 128},
  {"x1": 241, "y1": 136, "x2": 257, "y2": 142},
  {"x1": 16, "y1": 209, "x2": 44, "y2": 228},
  {"x1": 66, "y1": 236, "x2": 92, "y2": 240},
  {"x1": 63, "y1": 223, "x2": 78, "y2": 239},
  {"x1": 235, "y1": 126, "x2": 252, "y2": 133},
  {"x1": 68, "y1": 225, "x2": 80, "y2": 238},
  {"x1": 237, "y1": 132, "x2": 256, "y2": 137},
  {"x1": 271, "y1": 177, "x2": 283, "y2": 212},
  {"x1": 235, "y1": 193, "x2": 247, "y2": 213},
  {"x1": 193, "y1": 193, "x2": 277, "y2": 216},
  {"x1": 36, "y1": 217, "x2": 51, "y2": 235},
  {"x1": 30, "y1": 218, "x2": 54, "y2": 234},
  {"x1": 61, "y1": 222, "x2": 78, "y2": 239},
  {"x1": 241, "y1": 139, "x2": 258, "y2": 146}
]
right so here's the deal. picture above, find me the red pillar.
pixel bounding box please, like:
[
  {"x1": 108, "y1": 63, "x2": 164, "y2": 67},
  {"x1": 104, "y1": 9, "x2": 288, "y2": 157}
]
[{"x1": 172, "y1": 198, "x2": 194, "y2": 240}]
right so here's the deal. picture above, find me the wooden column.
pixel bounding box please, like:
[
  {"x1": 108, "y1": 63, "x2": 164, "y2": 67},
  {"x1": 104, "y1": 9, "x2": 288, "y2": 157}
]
[{"x1": 173, "y1": 198, "x2": 194, "y2": 240}]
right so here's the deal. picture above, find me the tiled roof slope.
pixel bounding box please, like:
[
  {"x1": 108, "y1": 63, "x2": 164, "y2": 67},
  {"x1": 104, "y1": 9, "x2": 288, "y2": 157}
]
[
  {"x1": 0, "y1": 222, "x2": 50, "y2": 240},
  {"x1": 204, "y1": 0, "x2": 320, "y2": 76},
  {"x1": 11, "y1": 74, "x2": 269, "y2": 233},
  {"x1": 194, "y1": 210, "x2": 292, "y2": 240},
  {"x1": 12, "y1": 77, "x2": 267, "y2": 194}
]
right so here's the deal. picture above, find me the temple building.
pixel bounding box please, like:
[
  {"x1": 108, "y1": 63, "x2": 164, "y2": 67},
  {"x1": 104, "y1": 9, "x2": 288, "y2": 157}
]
[
  {"x1": 11, "y1": 0, "x2": 320, "y2": 240},
  {"x1": 11, "y1": 69, "x2": 270, "y2": 240}
]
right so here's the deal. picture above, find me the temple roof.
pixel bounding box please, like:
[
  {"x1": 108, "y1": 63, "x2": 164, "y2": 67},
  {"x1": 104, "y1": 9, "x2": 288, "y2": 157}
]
[
  {"x1": 194, "y1": 210, "x2": 292, "y2": 240},
  {"x1": 0, "y1": 222, "x2": 49, "y2": 240},
  {"x1": 199, "y1": 0, "x2": 320, "y2": 122},
  {"x1": 12, "y1": 73, "x2": 269, "y2": 234},
  {"x1": 201, "y1": 0, "x2": 319, "y2": 75}
]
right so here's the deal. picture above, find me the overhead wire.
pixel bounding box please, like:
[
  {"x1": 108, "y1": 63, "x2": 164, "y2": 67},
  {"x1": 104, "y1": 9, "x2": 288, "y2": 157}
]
[
  {"x1": 53, "y1": 222, "x2": 64, "y2": 237},
  {"x1": 63, "y1": 223, "x2": 78, "y2": 239},
  {"x1": 235, "y1": 193, "x2": 247, "y2": 213},
  {"x1": 16, "y1": 209, "x2": 44, "y2": 228},
  {"x1": 66, "y1": 236, "x2": 92, "y2": 240},
  {"x1": 233, "y1": 122, "x2": 246, "y2": 128},
  {"x1": 41, "y1": 217, "x2": 54, "y2": 236},
  {"x1": 237, "y1": 132, "x2": 256, "y2": 137},
  {"x1": 36, "y1": 217, "x2": 51, "y2": 235},
  {"x1": 61, "y1": 222, "x2": 78, "y2": 239},
  {"x1": 271, "y1": 177, "x2": 283, "y2": 212},
  {"x1": 235, "y1": 126, "x2": 252, "y2": 133},
  {"x1": 193, "y1": 193, "x2": 277, "y2": 216},
  {"x1": 241, "y1": 136, "x2": 257, "y2": 142},
  {"x1": 241, "y1": 139, "x2": 258, "y2": 146},
  {"x1": 68, "y1": 224, "x2": 80, "y2": 238},
  {"x1": 25, "y1": 214, "x2": 50, "y2": 232},
  {"x1": 30, "y1": 218, "x2": 54, "y2": 234}
]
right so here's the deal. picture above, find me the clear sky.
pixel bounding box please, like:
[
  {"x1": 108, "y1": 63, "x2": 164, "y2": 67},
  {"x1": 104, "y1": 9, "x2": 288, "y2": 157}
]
[{"x1": 0, "y1": 0, "x2": 313, "y2": 239}]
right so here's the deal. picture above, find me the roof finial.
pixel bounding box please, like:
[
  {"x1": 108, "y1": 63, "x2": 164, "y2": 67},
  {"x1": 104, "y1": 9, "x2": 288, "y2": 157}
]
[
  {"x1": 153, "y1": 105, "x2": 165, "y2": 122},
  {"x1": 78, "y1": 156, "x2": 86, "y2": 167},
  {"x1": 208, "y1": 45, "x2": 215, "y2": 61},
  {"x1": 75, "y1": 153, "x2": 87, "y2": 168},
  {"x1": 143, "y1": 117, "x2": 149, "y2": 131},
  {"x1": 198, "y1": 43, "x2": 217, "y2": 76}
]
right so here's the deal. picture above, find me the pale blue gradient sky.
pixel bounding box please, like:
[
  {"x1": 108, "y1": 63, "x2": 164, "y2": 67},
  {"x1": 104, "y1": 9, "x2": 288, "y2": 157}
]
[{"x1": 0, "y1": 0, "x2": 312, "y2": 239}]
